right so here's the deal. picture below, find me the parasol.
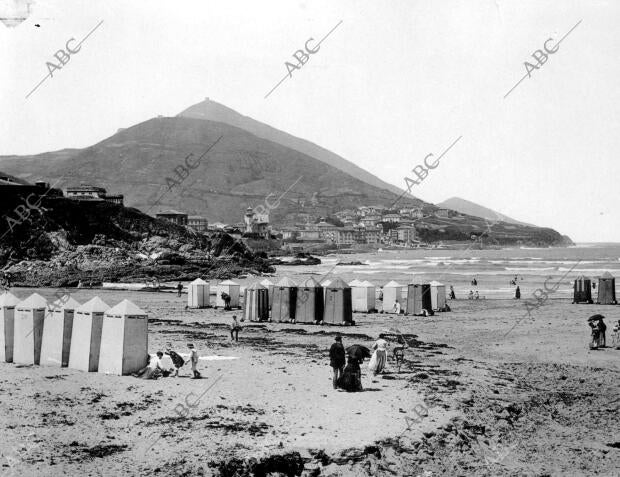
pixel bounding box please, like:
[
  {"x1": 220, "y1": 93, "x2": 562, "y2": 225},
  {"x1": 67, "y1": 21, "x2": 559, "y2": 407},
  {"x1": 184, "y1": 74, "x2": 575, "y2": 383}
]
[{"x1": 346, "y1": 344, "x2": 371, "y2": 362}]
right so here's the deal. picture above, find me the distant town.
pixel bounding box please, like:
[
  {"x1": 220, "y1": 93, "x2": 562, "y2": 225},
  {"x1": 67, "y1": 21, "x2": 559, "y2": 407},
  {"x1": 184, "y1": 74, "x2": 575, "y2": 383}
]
[{"x1": 0, "y1": 177, "x2": 472, "y2": 251}]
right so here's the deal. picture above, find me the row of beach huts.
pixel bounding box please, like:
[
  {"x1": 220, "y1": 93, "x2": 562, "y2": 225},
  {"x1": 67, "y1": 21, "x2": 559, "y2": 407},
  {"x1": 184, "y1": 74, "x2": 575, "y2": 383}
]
[
  {"x1": 187, "y1": 277, "x2": 449, "y2": 325},
  {"x1": 0, "y1": 292, "x2": 148, "y2": 375},
  {"x1": 573, "y1": 273, "x2": 617, "y2": 305}
]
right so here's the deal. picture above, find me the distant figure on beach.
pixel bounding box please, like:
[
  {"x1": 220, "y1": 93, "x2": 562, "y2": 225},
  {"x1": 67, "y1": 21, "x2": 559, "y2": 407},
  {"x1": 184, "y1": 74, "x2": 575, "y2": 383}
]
[
  {"x1": 165, "y1": 345, "x2": 185, "y2": 377},
  {"x1": 471, "y1": 278, "x2": 478, "y2": 286},
  {"x1": 368, "y1": 337, "x2": 388, "y2": 376},
  {"x1": 589, "y1": 317, "x2": 602, "y2": 349},
  {"x1": 134, "y1": 352, "x2": 164, "y2": 379},
  {"x1": 186, "y1": 343, "x2": 201, "y2": 379},
  {"x1": 338, "y1": 355, "x2": 363, "y2": 392},
  {"x1": 592, "y1": 282, "x2": 596, "y2": 290},
  {"x1": 177, "y1": 282, "x2": 183, "y2": 297},
  {"x1": 612, "y1": 320, "x2": 620, "y2": 349},
  {"x1": 598, "y1": 316, "x2": 607, "y2": 347},
  {"x1": 221, "y1": 292, "x2": 232, "y2": 310},
  {"x1": 515, "y1": 286, "x2": 521, "y2": 299},
  {"x1": 329, "y1": 335, "x2": 346, "y2": 389},
  {"x1": 77, "y1": 279, "x2": 83, "y2": 288},
  {"x1": 468, "y1": 290, "x2": 474, "y2": 300},
  {"x1": 378, "y1": 288, "x2": 383, "y2": 302},
  {"x1": 230, "y1": 315, "x2": 242, "y2": 342},
  {"x1": 474, "y1": 291, "x2": 479, "y2": 300},
  {"x1": 449, "y1": 286, "x2": 456, "y2": 300},
  {"x1": 392, "y1": 300, "x2": 401, "y2": 314}
]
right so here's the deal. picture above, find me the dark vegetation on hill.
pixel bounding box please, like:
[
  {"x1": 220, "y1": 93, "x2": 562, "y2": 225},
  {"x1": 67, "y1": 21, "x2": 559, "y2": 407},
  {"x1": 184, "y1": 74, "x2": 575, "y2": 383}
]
[
  {"x1": 414, "y1": 215, "x2": 572, "y2": 247},
  {"x1": 0, "y1": 188, "x2": 274, "y2": 287}
]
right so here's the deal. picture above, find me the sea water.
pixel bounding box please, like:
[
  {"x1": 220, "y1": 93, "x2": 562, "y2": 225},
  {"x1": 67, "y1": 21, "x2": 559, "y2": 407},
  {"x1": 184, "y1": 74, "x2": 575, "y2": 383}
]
[{"x1": 270, "y1": 243, "x2": 620, "y2": 300}]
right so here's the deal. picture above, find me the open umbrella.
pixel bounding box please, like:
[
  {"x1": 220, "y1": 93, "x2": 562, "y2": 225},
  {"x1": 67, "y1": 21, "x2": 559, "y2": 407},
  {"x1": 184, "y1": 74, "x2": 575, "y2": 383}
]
[
  {"x1": 346, "y1": 345, "x2": 371, "y2": 362},
  {"x1": 588, "y1": 314, "x2": 605, "y2": 322}
]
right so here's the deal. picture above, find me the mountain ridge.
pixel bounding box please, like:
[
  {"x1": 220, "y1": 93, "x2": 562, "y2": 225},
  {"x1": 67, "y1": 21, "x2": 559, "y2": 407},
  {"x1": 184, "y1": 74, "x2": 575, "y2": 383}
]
[
  {"x1": 438, "y1": 197, "x2": 535, "y2": 227},
  {"x1": 178, "y1": 98, "x2": 405, "y2": 196}
]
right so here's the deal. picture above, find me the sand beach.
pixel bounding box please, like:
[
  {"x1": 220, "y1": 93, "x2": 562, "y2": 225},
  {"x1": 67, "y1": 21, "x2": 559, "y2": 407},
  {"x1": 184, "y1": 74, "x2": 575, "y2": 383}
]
[{"x1": 1, "y1": 252, "x2": 619, "y2": 477}]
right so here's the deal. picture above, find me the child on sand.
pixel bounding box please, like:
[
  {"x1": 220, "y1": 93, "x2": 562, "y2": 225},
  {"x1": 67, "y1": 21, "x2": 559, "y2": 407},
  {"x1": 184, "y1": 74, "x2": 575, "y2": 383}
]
[
  {"x1": 186, "y1": 343, "x2": 201, "y2": 379},
  {"x1": 165, "y1": 345, "x2": 185, "y2": 377},
  {"x1": 230, "y1": 315, "x2": 242, "y2": 342}
]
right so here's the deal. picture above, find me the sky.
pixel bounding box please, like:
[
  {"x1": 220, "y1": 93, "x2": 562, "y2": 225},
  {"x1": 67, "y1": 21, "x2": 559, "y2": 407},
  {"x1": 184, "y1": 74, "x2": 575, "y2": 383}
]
[{"x1": 1, "y1": 0, "x2": 619, "y2": 242}]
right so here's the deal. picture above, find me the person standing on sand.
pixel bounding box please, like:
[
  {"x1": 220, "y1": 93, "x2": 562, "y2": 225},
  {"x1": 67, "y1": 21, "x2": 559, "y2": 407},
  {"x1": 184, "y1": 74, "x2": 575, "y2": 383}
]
[
  {"x1": 468, "y1": 290, "x2": 474, "y2": 300},
  {"x1": 230, "y1": 315, "x2": 242, "y2": 342},
  {"x1": 515, "y1": 286, "x2": 521, "y2": 299},
  {"x1": 474, "y1": 291, "x2": 479, "y2": 300},
  {"x1": 337, "y1": 355, "x2": 363, "y2": 392},
  {"x1": 598, "y1": 316, "x2": 607, "y2": 347},
  {"x1": 177, "y1": 282, "x2": 183, "y2": 297},
  {"x1": 589, "y1": 319, "x2": 601, "y2": 349},
  {"x1": 449, "y1": 286, "x2": 456, "y2": 300},
  {"x1": 186, "y1": 343, "x2": 201, "y2": 379},
  {"x1": 221, "y1": 292, "x2": 232, "y2": 310},
  {"x1": 368, "y1": 337, "x2": 388, "y2": 376},
  {"x1": 392, "y1": 300, "x2": 401, "y2": 314},
  {"x1": 329, "y1": 335, "x2": 346, "y2": 389}
]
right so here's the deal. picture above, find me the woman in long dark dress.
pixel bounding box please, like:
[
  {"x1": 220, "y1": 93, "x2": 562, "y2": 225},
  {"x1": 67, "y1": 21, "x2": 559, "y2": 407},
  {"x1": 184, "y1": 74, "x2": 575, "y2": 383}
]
[{"x1": 337, "y1": 355, "x2": 363, "y2": 392}]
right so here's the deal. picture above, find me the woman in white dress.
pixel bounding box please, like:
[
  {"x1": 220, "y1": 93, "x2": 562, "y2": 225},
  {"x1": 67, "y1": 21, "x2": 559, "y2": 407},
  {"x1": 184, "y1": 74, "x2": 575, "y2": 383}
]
[{"x1": 368, "y1": 337, "x2": 388, "y2": 375}]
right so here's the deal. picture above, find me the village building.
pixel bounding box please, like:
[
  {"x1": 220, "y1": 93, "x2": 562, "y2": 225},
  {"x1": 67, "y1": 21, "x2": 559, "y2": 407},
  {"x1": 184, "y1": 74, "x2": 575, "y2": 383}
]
[
  {"x1": 66, "y1": 185, "x2": 124, "y2": 205},
  {"x1": 156, "y1": 210, "x2": 188, "y2": 226},
  {"x1": 187, "y1": 215, "x2": 208, "y2": 232},
  {"x1": 395, "y1": 226, "x2": 416, "y2": 243},
  {"x1": 207, "y1": 222, "x2": 227, "y2": 231},
  {"x1": 335, "y1": 210, "x2": 356, "y2": 223},
  {"x1": 244, "y1": 207, "x2": 270, "y2": 239},
  {"x1": 360, "y1": 214, "x2": 382, "y2": 227},
  {"x1": 295, "y1": 223, "x2": 320, "y2": 241},
  {"x1": 280, "y1": 228, "x2": 299, "y2": 240},
  {"x1": 399, "y1": 207, "x2": 424, "y2": 219},
  {"x1": 434, "y1": 208, "x2": 451, "y2": 218},
  {"x1": 383, "y1": 213, "x2": 401, "y2": 223},
  {"x1": 364, "y1": 225, "x2": 382, "y2": 244}
]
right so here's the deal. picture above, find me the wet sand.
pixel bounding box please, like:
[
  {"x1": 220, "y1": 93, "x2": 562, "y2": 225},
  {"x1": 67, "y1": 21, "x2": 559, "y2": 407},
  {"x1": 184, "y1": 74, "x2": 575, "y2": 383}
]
[{"x1": 1, "y1": 288, "x2": 619, "y2": 476}]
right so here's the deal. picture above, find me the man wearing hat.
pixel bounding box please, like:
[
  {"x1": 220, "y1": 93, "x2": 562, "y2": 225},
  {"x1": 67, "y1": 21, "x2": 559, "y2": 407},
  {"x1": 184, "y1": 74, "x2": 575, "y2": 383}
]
[{"x1": 329, "y1": 335, "x2": 346, "y2": 389}]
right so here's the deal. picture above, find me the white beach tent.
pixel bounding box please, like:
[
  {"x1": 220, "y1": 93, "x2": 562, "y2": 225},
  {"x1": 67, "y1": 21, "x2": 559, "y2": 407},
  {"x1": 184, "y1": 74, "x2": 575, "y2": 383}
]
[
  {"x1": 13, "y1": 293, "x2": 47, "y2": 365},
  {"x1": 69, "y1": 297, "x2": 110, "y2": 372},
  {"x1": 215, "y1": 280, "x2": 240, "y2": 308},
  {"x1": 429, "y1": 280, "x2": 447, "y2": 311},
  {"x1": 260, "y1": 278, "x2": 275, "y2": 308},
  {"x1": 0, "y1": 292, "x2": 20, "y2": 362},
  {"x1": 351, "y1": 280, "x2": 376, "y2": 312},
  {"x1": 382, "y1": 280, "x2": 403, "y2": 313},
  {"x1": 188, "y1": 278, "x2": 210, "y2": 308},
  {"x1": 98, "y1": 299, "x2": 148, "y2": 375},
  {"x1": 40, "y1": 296, "x2": 81, "y2": 367}
]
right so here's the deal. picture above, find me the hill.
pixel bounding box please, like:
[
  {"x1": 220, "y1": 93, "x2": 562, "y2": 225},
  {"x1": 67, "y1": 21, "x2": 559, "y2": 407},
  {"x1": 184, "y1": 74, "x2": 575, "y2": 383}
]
[
  {"x1": 0, "y1": 117, "x2": 423, "y2": 225},
  {"x1": 0, "y1": 183, "x2": 273, "y2": 286},
  {"x1": 438, "y1": 197, "x2": 535, "y2": 227},
  {"x1": 178, "y1": 98, "x2": 405, "y2": 196},
  {"x1": 0, "y1": 105, "x2": 570, "y2": 247}
]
